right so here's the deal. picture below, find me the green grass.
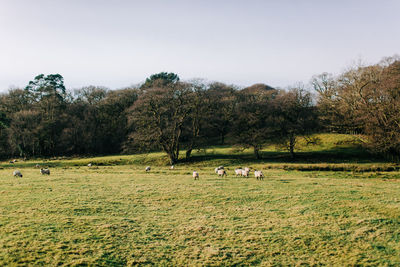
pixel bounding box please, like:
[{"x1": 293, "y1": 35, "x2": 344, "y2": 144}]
[
  {"x1": 0, "y1": 133, "x2": 400, "y2": 265},
  {"x1": 1, "y1": 166, "x2": 400, "y2": 265}
]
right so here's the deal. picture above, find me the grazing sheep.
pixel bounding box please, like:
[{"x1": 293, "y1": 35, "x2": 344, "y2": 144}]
[
  {"x1": 88, "y1": 163, "x2": 92, "y2": 167},
  {"x1": 217, "y1": 169, "x2": 227, "y2": 177},
  {"x1": 35, "y1": 164, "x2": 40, "y2": 168},
  {"x1": 235, "y1": 168, "x2": 243, "y2": 176},
  {"x1": 193, "y1": 171, "x2": 199, "y2": 180},
  {"x1": 242, "y1": 170, "x2": 249, "y2": 177},
  {"x1": 145, "y1": 166, "x2": 151, "y2": 172},
  {"x1": 214, "y1": 166, "x2": 224, "y2": 173},
  {"x1": 244, "y1": 167, "x2": 250, "y2": 173},
  {"x1": 170, "y1": 165, "x2": 174, "y2": 170},
  {"x1": 40, "y1": 168, "x2": 50, "y2": 175},
  {"x1": 254, "y1": 170, "x2": 264, "y2": 180},
  {"x1": 13, "y1": 170, "x2": 22, "y2": 177}
]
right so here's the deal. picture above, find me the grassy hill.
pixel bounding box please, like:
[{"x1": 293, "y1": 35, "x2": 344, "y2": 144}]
[{"x1": 1, "y1": 133, "x2": 396, "y2": 171}]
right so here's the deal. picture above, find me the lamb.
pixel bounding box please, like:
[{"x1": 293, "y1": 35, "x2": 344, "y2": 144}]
[
  {"x1": 217, "y1": 169, "x2": 227, "y2": 177},
  {"x1": 145, "y1": 166, "x2": 151, "y2": 172},
  {"x1": 254, "y1": 170, "x2": 264, "y2": 180},
  {"x1": 13, "y1": 170, "x2": 23, "y2": 177},
  {"x1": 88, "y1": 163, "x2": 92, "y2": 167},
  {"x1": 170, "y1": 165, "x2": 174, "y2": 170},
  {"x1": 242, "y1": 170, "x2": 249, "y2": 177},
  {"x1": 40, "y1": 168, "x2": 50, "y2": 175},
  {"x1": 244, "y1": 167, "x2": 250, "y2": 173},
  {"x1": 193, "y1": 171, "x2": 199, "y2": 180},
  {"x1": 235, "y1": 168, "x2": 243, "y2": 176},
  {"x1": 35, "y1": 164, "x2": 40, "y2": 168}
]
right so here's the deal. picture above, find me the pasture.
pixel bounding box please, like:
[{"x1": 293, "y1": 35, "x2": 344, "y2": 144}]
[
  {"x1": 1, "y1": 134, "x2": 400, "y2": 265},
  {"x1": 1, "y1": 165, "x2": 400, "y2": 265}
]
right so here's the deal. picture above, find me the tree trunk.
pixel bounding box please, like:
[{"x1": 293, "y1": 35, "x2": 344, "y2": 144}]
[
  {"x1": 254, "y1": 146, "x2": 261, "y2": 159},
  {"x1": 186, "y1": 148, "x2": 193, "y2": 160},
  {"x1": 289, "y1": 134, "x2": 296, "y2": 159},
  {"x1": 220, "y1": 133, "x2": 225, "y2": 145},
  {"x1": 168, "y1": 153, "x2": 177, "y2": 165}
]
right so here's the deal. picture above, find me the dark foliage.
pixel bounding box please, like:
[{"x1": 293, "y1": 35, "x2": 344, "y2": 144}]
[{"x1": 1, "y1": 56, "x2": 399, "y2": 162}]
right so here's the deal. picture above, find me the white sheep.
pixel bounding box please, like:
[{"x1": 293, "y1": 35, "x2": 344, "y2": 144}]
[
  {"x1": 88, "y1": 163, "x2": 92, "y2": 167},
  {"x1": 242, "y1": 170, "x2": 249, "y2": 177},
  {"x1": 193, "y1": 171, "x2": 199, "y2": 180},
  {"x1": 244, "y1": 167, "x2": 250, "y2": 173},
  {"x1": 214, "y1": 166, "x2": 224, "y2": 173},
  {"x1": 40, "y1": 168, "x2": 50, "y2": 175},
  {"x1": 254, "y1": 170, "x2": 264, "y2": 180},
  {"x1": 235, "y1": 168, "x2": 243, "y2": 176},
  {"x1": 145, "y1": 166, "x2": 151, "y2": 172},
  {"x1": 170, "y1": 165, "x2": 174, "y2": 170},
  {"x1": 217, "y1": 169, "x2": 227, "y2": 177},
  {"x1": 13, "y1": 170, "x2": 22, "y2": 177}
]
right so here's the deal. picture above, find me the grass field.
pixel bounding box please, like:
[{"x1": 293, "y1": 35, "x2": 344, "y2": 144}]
[{"x1": 1, "y1": 134, "x2": 400, "y2": 265}]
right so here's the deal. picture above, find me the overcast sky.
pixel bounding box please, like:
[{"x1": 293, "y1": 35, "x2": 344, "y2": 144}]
[{"x1": 0, "y1": 0, "x2": 399, "y2": 92}]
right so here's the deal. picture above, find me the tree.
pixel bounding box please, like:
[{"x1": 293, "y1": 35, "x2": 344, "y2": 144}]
[
  {"x1": 232, "y1": 85, "x2": 278, "y2": 159},
  {"x1": 364, "y1": 59, "x2": 400, "y2": 158},
  {"x1": 314, "y1": 56, "x2": 400, "y2": 159},
  {"x1": 206, "y1": 83, "x2": 238, "y2": 145},
  {"x1": 8, "y1": 110, "x2": 42, "y2": 157},
  {"x1": 25, "y1": 74, "x2": 66, "y2": 104},
  {"x1": 274, "y1": 87, "x2": 319, "y2": 158},
  {"x1": 181, "y1": 80, "x2": 209, "y2": 159},
  {"x1": 23, "y1": 74, "x2": 68, "y2": 155},
  {"x1": 128, "y1": 81, "x2": 192, "y2": 164},
  {"x1": 65, "y1": 87, "x2": 138, "y2": 155},
  {"x1": 141, "y1": 72, "x2": 180, "y2": 89}
]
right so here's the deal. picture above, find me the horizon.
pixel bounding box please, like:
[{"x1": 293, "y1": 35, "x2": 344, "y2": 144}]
[{"x1": 1, "y1": 0, "x2": 399, "y2": 92}]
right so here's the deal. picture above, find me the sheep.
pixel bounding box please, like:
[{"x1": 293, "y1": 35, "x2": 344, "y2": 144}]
[
  {"x1": 88, "y1": 163, "x2": 92, "y2": 167},
  {"x1": 217, "y1": 169, "x2": 227, "y2": 177},
  {"x1": 242, "y1": 170, "x2": 249, "y2": 177},
  {"x1": 244, "y1": 167, "x2": 250, "y2": 173},
  {"x1": 235, "y1": 168, "x2": 243, "y2": 176},
  {"x1": 145, "y1": 166, "x2": 151, "y2": 172},
  {"x1": 193, "y1": 171, "x2": 199, "y2": 180},
  {"x1": 170, "y1": 165, "x2": 174, "y2": 170},
  {"x1": 214, "y1": 166, "x2": 224, "y2": 173},
  {"x1": 35, "y1": 164, "x2": 40, "y2": 168},
  {"x1": 13, "y1": 170, "x2": 23, "y2": 177},
  {"x1": 254, "y1": 170, "x2": 264, "y2": 180},
  {"x1": 40, "y1": 168, "x2": 50, "y2": 175}
]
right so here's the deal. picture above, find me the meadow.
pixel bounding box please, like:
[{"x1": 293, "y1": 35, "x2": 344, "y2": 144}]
[{"x1": 1, "y1": 134, "x2": 400, "y2": 266}]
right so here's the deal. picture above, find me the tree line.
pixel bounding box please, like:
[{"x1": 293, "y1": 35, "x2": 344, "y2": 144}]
[{"x1": 0, "y1": 55, "x2": 399, "y2": 163}]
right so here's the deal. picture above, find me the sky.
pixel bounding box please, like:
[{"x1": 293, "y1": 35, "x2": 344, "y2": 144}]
[{"x1": 0, "y1": 0, "x2": 399, "y2": 92}]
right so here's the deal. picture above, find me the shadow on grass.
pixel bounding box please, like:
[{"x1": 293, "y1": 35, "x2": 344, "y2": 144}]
[
  {"x1": 0, "y1": 147, "x2": 391, "y2": 169},
  {"x1": 185, "y1": 147, "x2": 386, "y2": 165}
]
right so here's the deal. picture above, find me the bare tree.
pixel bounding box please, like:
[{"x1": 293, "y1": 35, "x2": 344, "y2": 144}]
[{"x1": 128, "y1": 81, "x2": 192, "y2": 164}]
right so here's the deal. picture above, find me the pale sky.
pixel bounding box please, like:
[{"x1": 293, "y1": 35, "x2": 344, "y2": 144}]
[{"x1": 0, "y1": 0, "x2": 399, "y2": 92}]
